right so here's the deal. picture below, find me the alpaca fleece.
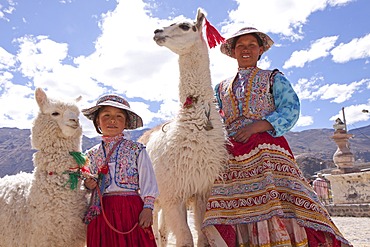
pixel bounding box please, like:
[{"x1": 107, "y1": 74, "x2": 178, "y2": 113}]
[
  {"x1": 140, "y1": 8, "x2": 229, "y2": 247},
  {"x1": 0, "y1": 88, "x2": 88, "y2": 247}
]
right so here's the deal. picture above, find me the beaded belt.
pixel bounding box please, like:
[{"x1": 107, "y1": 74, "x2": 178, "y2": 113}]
[{"x1": 103, "y1": 191, "x2": 138, "y2": 197}]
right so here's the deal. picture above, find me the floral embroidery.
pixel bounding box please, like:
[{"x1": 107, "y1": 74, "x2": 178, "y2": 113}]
[
  {"x1": 85, "y1": 135, "x2": 144, "y2": 191},
  {"x1": 218, "y1": 68, "x2": 275, "y2": 136}
]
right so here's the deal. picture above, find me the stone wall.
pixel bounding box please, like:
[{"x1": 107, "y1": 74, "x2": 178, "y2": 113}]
[
  {"x1": 326, "y1": 204, "x2": 370, "y2": 217},
  {"x1": 326, "y1": 171, "x2": 370, "y2": 204},
  {"x1": 325, "y1": 171, "x2": 370, "y2": 217}
]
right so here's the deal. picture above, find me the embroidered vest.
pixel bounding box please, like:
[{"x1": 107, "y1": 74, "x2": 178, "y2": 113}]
[
  {"x1": 217, "y1": 68, "x2": 277, "y2": 135},
  {"x1": 87, "y1": 139, "x2": 144, "y2": 191}
]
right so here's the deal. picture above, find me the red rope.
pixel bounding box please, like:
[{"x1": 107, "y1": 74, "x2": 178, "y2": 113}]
[
  {"x1": 97, "y1": 188, "x2": 138, "y2": 235},
  {"x1": 96, "y1": 139, "x2": 138, "y2": 235},
  {"x1": 95, "y1": 139, "x2": 154, "y2": 240}
]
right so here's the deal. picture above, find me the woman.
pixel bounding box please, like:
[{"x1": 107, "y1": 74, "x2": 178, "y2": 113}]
[{"x1": 202, "y1": 27, "x2": 351, "y2": 247}]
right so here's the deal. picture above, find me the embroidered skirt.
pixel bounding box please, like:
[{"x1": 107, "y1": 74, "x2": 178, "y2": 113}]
[
  {"x1": 202, "y1": 132, "x2": 351, "y2": 247},
  {"x1": 87, "y1": 193, "x2": 157, "y2": 247}
]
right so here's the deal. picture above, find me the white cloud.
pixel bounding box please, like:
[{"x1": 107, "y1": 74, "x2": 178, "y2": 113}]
[
  {"x1": 16, "y1": 35, "x2": 69, "y2": 78},
  {"x1": 74, "y1": 0, "x2": 185, "y2": 102},
  {"x1": 221, "y1": 0, "x2": 354, "y2": 39},
  {"x1": 283, "y1": 36, "x2": 338, "y2": 69},
  {"x1": 0, "y1": 82, "x2": 36, "y2": 129},
  {"x1": 328, "y1": 0, "x2": 356, "y2": 6},
  {"x1": 318, "y1": 80, "x2": 365, "y2": 103},
  {"x1": 294, "y1": 77, "x2": 366, "y2": 104},
  {"x1": 331, "y1": 34, "x2": 370, "y2": 63},
  {"x1": 330, "y1": 103, "x2": 370, "y2": 126},
  {"x1": 296, "y1": 115, "x2": 314, "y2": 127},
  {"x1": 0, "y1": 47, "x2": 16, "y2": 69},
  {"x1": 0, "y1": 0, "x2": 205, "y2": 136},
  {"x1": 0, "y1": 0, "x2": 16, "y2": 21},
  {"x1": 293, "y1": 76, "x2": 324, "y2": 101}
]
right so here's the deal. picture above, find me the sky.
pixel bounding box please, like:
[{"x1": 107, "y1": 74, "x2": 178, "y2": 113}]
[{"x1": 0, "y1": 0, "x2": 369, "y2": 138}]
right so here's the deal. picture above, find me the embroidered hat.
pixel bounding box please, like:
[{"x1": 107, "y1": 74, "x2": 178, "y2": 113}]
[
  {"x1": 220, "y1": 27, "x2": 274, "y2": 58},
  {"x1": 82, "y1": 94, "x2": 143, "y2": 130}
]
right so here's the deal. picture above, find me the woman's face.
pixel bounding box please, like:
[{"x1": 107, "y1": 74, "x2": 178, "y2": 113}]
[
  {"x1": 232, "y1": 34, "x2": 264, "y2": 68},
  {"x1": 97, "y1": 106, "x2": 127, "y2": 137}
]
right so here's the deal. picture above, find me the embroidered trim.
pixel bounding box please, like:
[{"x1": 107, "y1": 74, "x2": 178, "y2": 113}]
[{"x1": 228, "y1": 67, "x2": 260, "y2": 121}]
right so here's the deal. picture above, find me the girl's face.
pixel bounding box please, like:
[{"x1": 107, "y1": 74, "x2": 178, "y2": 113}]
[
  {"x1": 232, "y1": 34, "x2": 264, "y2": 68},
  {"x1": 97, "y1": 106, "x2": 127, "y2": 137}
]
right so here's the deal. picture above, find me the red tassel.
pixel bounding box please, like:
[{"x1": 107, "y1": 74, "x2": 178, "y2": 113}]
[{"x1": 204, "y1": 18, "x2": 225, "y2": 49}]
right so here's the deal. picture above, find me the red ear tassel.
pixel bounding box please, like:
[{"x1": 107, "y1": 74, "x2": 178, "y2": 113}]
[{"x1": 204, "y1": 18, "x2": 225, "y2": 49}]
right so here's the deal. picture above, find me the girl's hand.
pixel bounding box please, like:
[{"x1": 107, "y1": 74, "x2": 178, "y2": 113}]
[
  {"x1": 84, "y1": 178, "x2": 97, "y2": 190},
  {"x1": 139, "y1": 208, "x2": 153, "y2": 228}
]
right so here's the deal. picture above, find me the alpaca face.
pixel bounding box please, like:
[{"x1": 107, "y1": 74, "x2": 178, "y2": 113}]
[
  {"x1": 34, "y1": 88, "x2": 82, "y2": 138},
  {"x1": 153, "y1": 8, "x2": 206, "y2": 54},
  {"x1": 57, "y1": 105, "x2": 81, "y2": 137}
]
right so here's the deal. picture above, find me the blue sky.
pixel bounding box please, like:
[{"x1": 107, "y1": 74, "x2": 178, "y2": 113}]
[{"x1": 0, "y1": 0, "x2": 369, "y2": 138}]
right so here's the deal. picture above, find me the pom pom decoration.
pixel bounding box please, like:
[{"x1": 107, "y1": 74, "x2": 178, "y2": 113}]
[{"x1": 204, "y1": 17, "x2": 225, "y2": 48}]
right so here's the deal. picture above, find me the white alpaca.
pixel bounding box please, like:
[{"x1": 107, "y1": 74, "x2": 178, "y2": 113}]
[
  {"x1": 141, "y1": 9, "x2": 228, "y2": 247},
  {"x1": 0, "y1": 88, "x2": 87, "y2": 247}
]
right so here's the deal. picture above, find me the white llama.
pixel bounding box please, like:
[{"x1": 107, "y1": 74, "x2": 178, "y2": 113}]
[
  {"x1": 0, "y1": 88, "x2": 88, "y2": 247},
  {"x1": 141, "y1": 8, "x2": 228, "y2": 247}
]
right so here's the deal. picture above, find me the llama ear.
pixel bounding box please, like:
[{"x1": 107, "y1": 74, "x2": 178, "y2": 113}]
[
  {"x1": 195, "y1": 8, "x2": 206, "y2": 31},
  {"x1": 75, "y1": 96, "x2": 82, "y2": 102},
  {"x1": 35, "y1": 87, "x2": 48, "y2": 108}
]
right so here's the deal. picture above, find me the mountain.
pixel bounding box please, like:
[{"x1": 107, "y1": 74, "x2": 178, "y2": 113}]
[
  {"x1": 0, "y1": 127, "x2": 148, "y2": 178},
  {"x1": 0, "y1": 126, "x2": 369, "y2": 178},
  {"x1": 285, "y1": 126, "x2": 370, "y2": 163}
]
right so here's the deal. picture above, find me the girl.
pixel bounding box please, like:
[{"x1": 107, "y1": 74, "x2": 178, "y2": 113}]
[{"x1": 82, "y1": 94, "x2": 158, "y2": 247}]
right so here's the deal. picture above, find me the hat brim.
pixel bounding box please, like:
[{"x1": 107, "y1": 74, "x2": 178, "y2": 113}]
[
  {"x1": 82, "y1": 100, "x2": 143, "y2": 130},
  {"x1": 220, "y1": 28, "x2": 274, "y2": 58}
]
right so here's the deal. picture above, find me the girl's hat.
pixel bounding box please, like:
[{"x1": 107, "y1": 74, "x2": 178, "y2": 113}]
[
  {"x1": 82, "y1": 94, "x2": 143, "y2": 129},
  {"x1": 220, "y1": 27, "x2": 274, "y2": 58}
]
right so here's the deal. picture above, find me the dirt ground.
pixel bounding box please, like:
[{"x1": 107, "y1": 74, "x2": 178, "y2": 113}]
[
  {"x1": 167, "y1": 214, "x2": 370, "y2": 246},
  {"x1": 332, "y1": 217, "x2": 370, "y2": 247}
]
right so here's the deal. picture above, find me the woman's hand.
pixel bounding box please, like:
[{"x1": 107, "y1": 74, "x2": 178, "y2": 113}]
[
  {"x1": 233, "y1": 125, "x2": 256, "y2": 143},
  {"x1": 84, "y1": 178, "x2": 97, "y2": 190},
  {"x1": 139, "y1": 208, "x2": 153, "y2": 228},
  {"x1": 233, "y1": 120, "x2": 274, "y2": 143}
]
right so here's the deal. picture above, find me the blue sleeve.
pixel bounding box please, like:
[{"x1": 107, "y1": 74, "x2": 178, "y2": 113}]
[{"x1": 263, "y1": 73, "x2": 300, "y2": 137}]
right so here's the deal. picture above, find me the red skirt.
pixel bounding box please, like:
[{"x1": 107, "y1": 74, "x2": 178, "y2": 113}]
[
  {"x1": 87, "y1": 194, "x2": 157, "y2": 247},
  {"x1": 202, "y1": 132, "x2": 351, "y2": 247}
]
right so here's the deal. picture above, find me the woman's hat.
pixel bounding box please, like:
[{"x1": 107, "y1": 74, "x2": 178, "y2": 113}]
[
  {"x1": 220, "y1": 27, "x2": 274, "y2": 58},
  {"x1": 82, "y1": 94, "x2": 143, "y2": 130}
]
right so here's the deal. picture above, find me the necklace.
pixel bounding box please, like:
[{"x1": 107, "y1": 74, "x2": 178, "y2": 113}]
[{"x1": 228, "y1": 67, "x2": 260, "y2": 115}]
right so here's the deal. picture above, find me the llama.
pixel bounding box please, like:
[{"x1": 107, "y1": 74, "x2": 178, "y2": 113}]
[
  {"x1": 0, "y1": 88, "x2": 88, "y2": 247},
  {"x1": 140, "y1": 8, "x2": 228, "y2": 247}
]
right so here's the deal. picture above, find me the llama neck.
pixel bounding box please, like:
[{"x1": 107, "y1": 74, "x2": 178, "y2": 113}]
[{"x1": 178, "y1": 42, "x2": 214, "y2": 103}]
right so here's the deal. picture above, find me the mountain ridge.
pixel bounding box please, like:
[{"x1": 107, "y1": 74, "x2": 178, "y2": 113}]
[{"x1": 1, "y1": 125, "x2": 369, "y2": 178}]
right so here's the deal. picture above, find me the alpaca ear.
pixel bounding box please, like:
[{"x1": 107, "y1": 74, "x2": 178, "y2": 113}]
[
  {"x1": 195, "y1": 8, "x2": 206, "y2": 31},
  {"x1": 35, "y1": 87, "x2": 48, "y2": 108},
  {"x1": 75, "y1": 96, "x2": 82, "y2": 102}
]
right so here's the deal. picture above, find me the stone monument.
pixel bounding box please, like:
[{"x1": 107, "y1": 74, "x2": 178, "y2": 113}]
[
  {"x1": 331, "y1": 118, "x2": 356, "y2": 174},
  {"x1": 325, "y1": 117, "x2": 370, "y2": 217}
]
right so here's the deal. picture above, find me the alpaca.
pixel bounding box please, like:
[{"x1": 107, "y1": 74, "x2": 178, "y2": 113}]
[
  {"x1": 140, "y1": 8, "x2": 228, "y2": 247},
  {"x1": 0, "y1": 88, "x2": 88, "y2": 247}
]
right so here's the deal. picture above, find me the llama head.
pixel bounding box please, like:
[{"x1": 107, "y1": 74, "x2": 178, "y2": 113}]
[
  {"x1": 31, "y1": 88, "x2": 82, "y2": 150},
  {"x1": 153, "y1": 8, "x2": 206, "y2": 55}
]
